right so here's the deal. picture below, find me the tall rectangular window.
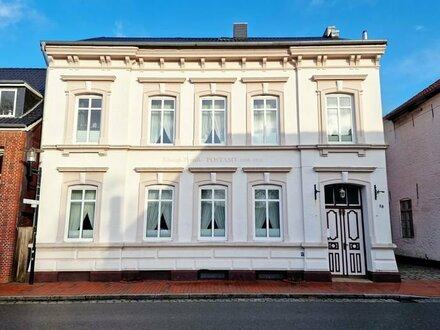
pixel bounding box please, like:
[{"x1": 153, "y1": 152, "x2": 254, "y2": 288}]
[
  {"x1": 76, "y1": 96, "x2": 102, "y2": 143},
  {"x1": 201, "y1": 97, "x2": 226, "y2": 144},
  {"x1": 326, "y1": 94, "x2": 354, "y2": 143},
  {"x1": 150, "y1": 97, "x2": 175, "y2": 144},
  {"x1": 252, "y1": 96, "x2": 279, "y2": 145},
  {"x1": 254, "y1": 186, "x2": 281, "y2": 238},
  {"x1": 67, "y1": 187, "x2": 96, "y2": 239},
  {"x1": 0, "y1": 149, "x2": 4, "y2": 174},
  {"x1": 145, "y1": 187, "x2": 173, "y2": 238},
  {"x1": 400, "y1": 199, "x2": 414, "y2": 238},
  {"x1": 0, "y1": 89, "x2": 17, "y2": 117},
  {"x1": 200, "y1": 186, "x2": 226, "y2": 238}
]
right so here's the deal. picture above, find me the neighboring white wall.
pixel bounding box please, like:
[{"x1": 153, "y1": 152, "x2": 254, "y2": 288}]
[{"x1": 385, "y1": 93, "x2": 440, "y2": 262}]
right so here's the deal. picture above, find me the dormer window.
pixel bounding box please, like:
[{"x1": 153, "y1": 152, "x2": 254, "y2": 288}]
[{"x1": 0, "y1": 89, "x2": 17, "y2": 117}]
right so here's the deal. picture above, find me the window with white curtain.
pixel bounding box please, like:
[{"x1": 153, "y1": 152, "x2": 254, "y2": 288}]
[
  {"x1": 252, "y1": 96, "x2": 279, "y2": 145},
  {"x1": 66, "y1": 186, "x2": 97, "y2": 240},
  {"x1": 145, "y1": 186, "x2": 173, "y2": 238},
  {"x1": 199, "y1": 186, "x2": 226, "y2": 238},
  {"x1": 201, "y1": 96, "x2": 226, "y2": 144},
  {"x1": 150, "y1": 97, "x2": 175, "y2": 144},
  {"x1": 254, "y1": 186, "x2": 281, "y2": 238},
  {"x1": 76, "y1": 95, "x2": 102, "y2": 143},
  {"x1": 0, "y1": 89, "x2": 17, "y2": 117},
  {"x1": 326, "y1": 94, "x2": 354, "y2": 143}
]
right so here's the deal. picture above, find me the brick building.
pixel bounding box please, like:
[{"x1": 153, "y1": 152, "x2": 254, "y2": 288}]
[{"x1": 0, "y1": 68, "x2": 46, "y2": 282}]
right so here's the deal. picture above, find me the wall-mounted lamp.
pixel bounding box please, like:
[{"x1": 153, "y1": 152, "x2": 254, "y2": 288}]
[
  {"x1": 374, "y1": 185, "x2": 385, "y2": 200},
  {"x1": 314, "y1": 184, "x2": 320, "y2": 200},
  {"x1": 339, "y1": 187, "x2": 346, "y2": 199}
]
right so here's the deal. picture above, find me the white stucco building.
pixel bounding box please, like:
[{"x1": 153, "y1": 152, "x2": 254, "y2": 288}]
[
  {"x1": 384, "y1": 79, "x2": 440, "y2": 264},
  {"x1": 36, "y1": 25, "x2": 399, "y2": 282}
]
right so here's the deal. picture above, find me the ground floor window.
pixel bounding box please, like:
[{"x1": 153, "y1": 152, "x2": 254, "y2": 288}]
[
  {"x1": 200, "y1": 186, "x2": 226, "y2": 238},
  {"x1": 66, "y1": 186, "x2": 97, "y2": 240},
  {"x1": 254, "y1": 186, "x2": 281, "y2": 238},
  {"x1": 400, "y1": 199, "x2": 414, "y2": 238},
  {"x1": 145, "y1": 186, "x2": 173, "y2": 238}
]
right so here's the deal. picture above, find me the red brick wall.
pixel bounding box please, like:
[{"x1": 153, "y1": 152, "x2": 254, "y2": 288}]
[{"x1": 0, "y1": 131, "x2": 27, "y2": 283}]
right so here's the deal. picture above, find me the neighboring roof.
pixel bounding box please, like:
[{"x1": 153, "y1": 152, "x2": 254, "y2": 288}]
[
  {"x1": 0, "y1": 68, "x2": 46, "y2": 95},
  {"x1": 0, "y1": 68, "x2": 46, "y2": 128},
  {"x1": 0, "y1": 102, "x2": 43, "y2": 128},
  {"x1": 385, "y1": 79, "x2": 440, "y2": 121}
]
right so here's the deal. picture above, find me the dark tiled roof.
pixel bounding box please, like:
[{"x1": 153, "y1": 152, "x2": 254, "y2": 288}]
[
  {"x1": 0, "y1": 68, "x2": 46, "y2": 128},
  {"x1": 80, "y1": 36, "x2": 340, "y2": 43},
  {"x1": 0, "y1": 68, "x2": 46, "y2": 94},
  {"x1": 385, "y1": 79, "x2": 440, "y2": 121},
  {"x1": 0, "y1": 102, "x2": 43, "y2": 127}
]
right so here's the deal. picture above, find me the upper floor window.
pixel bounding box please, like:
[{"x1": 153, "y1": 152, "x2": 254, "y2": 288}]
[
  {"x1": 145, "y1": 186, "x2": 173, "y2": 238},
  {"x1": 201, "y1": 96, "x2": 226, "y2": 144},
  {"x1": 76, "y1": 95, "x2": 102, "y2": 143},
  {"x1": 326, "y1": 94, "x2": 354, "y2": 143},
  {"x1": 400, "y1": 199, "x2": 414, "y2": 238},
  {"x1": 252, "y1": 96, "x2": 279, "y2": 145},
  {"x1": 200, "y1": 186, "x2": 226, "y2": 238},
  {"x1": 254, "y1": 186, "x2": 281, "y2": 238},
  {"x1": 150, "y1": 97, "x2": 175, "y2": 144},
  {"x1": 0, "y1": 89, "x2": 17, "y2": 117},
  {"x1": 66, "y1": 186, "x2": 97, "y2": 240}
]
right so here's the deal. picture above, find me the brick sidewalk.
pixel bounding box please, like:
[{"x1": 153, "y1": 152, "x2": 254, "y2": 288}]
[{"x1": 0, "y1": 279, "x2": 439, "y2": 300}]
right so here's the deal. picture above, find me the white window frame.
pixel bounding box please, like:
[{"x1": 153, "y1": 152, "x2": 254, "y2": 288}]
[
  {"x1": 144, "y1": 186, "x2": 174, "y2": 240},
  {"x1": 199, "y1": 185, "x2": 227, "y2": 240},
  {"x1": 200, "y1": 96, "x2": 226, "y2": 145},
  {"x1": 253, "y1": 185, "x2": 282, "y2": 239},
  {"x1": 65, "y1": 185, "x2": 97, "y2": 241},
  {"x1": 325, "y1": 94, "x2": 355, "y2": 144},
  {"x1": 0, "y1": 89, "x2": 17, "y2": 117},
  {"x1": 149, "y1": 96, "x2": 176, "y2": 144},
  {"x1": 252, "y1": 96, "x2": 279, "y2": 145},
  {"x1": 74, "y1": 95, "x2": 102, "y2": 144}
]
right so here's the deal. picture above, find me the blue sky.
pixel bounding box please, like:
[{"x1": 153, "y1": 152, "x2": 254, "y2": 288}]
[{"x1": 0, "y1": 0, "x2": 438, "y2": 114}]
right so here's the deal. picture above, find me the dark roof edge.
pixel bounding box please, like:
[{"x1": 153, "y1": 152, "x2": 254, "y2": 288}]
[
  {"x1": 41, "y1": 39, "x2": 387, "y2": 48},
  {"x1": 0, "y1": 123, "x2": 27, "y2": 128},
  {"x1": 384, "y1": 79, "x2": 440, "y2": 121}
]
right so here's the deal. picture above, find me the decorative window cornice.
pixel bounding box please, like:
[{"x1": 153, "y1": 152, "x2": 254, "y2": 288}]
[
  {"x1": 56, "y1": 167, "x2": 109, "y2": 172},
  {"x1": 242, "y1": 167, "x2": 292, "y2": 173},
  {"x1": 189, "y1": 78, "x2": 237, "y2": 84},
  {"x1": 241, "y1": 77, "x2": 289, "y2": 83},
  {"x1": 188, "y1": 167, "x2": 238, "y2": 173},
  {"x1": 134, "y1": 167, "x2": 184, "y2": 173},
  {"x1": 313, "y1": 166, "x2": 376, "y2": 173},
  {"x1": 137, "y1": 78, "x2": 186, "y2": 83},
  {"x1": 312, "y1": 74, "x2": 367, "y2": 81},
  {"x1": 61, "y1": 75, "x2": 116, "y2": 82}
]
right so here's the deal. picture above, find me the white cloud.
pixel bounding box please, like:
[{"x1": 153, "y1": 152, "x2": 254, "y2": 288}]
[
  {"x1": 414, "y1": 25, "x2": 424, "y2": 32},
  {"x1": 114, "y1": 21, "x2": 125, "y2": 37},
  {"x1": 0, "y1": 0, "x2": 24, "y2": 28}
]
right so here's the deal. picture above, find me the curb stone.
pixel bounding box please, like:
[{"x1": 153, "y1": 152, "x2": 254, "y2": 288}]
[{"x1": 0, "y1": 293, "x2": 437, "y2": 303}]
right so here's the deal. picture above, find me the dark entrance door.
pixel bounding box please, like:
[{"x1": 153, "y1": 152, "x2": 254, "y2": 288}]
[{"x1": 325, "y1": 184, "x2": 366, "y2": 276}]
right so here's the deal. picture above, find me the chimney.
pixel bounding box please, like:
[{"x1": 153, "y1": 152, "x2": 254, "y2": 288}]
[
  {"x1": 233, "y1": 23, "x2": 248, "y2": 39},
  {"x1": 362, "y1": 30, "x2": 368, "y2": 40},
  {"x1": 323, "y1": 26, "x2": 340, "y2": 38}
]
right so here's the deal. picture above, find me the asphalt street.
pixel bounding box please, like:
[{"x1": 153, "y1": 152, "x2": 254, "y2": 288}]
[{"x1": 1, "y1": 299, "x2": 439, "y2": 330}]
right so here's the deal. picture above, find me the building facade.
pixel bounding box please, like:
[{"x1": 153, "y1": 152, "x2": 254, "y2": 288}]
[
  {"x1": 0, "y1": 68, "x2": 46, "y2": 282},
  {"x1": 384, "y1": 79, "x2": 440, "y2": 264},
  {"x1": 36, "y1": 25, "x2": 399, "y2": 282}
]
